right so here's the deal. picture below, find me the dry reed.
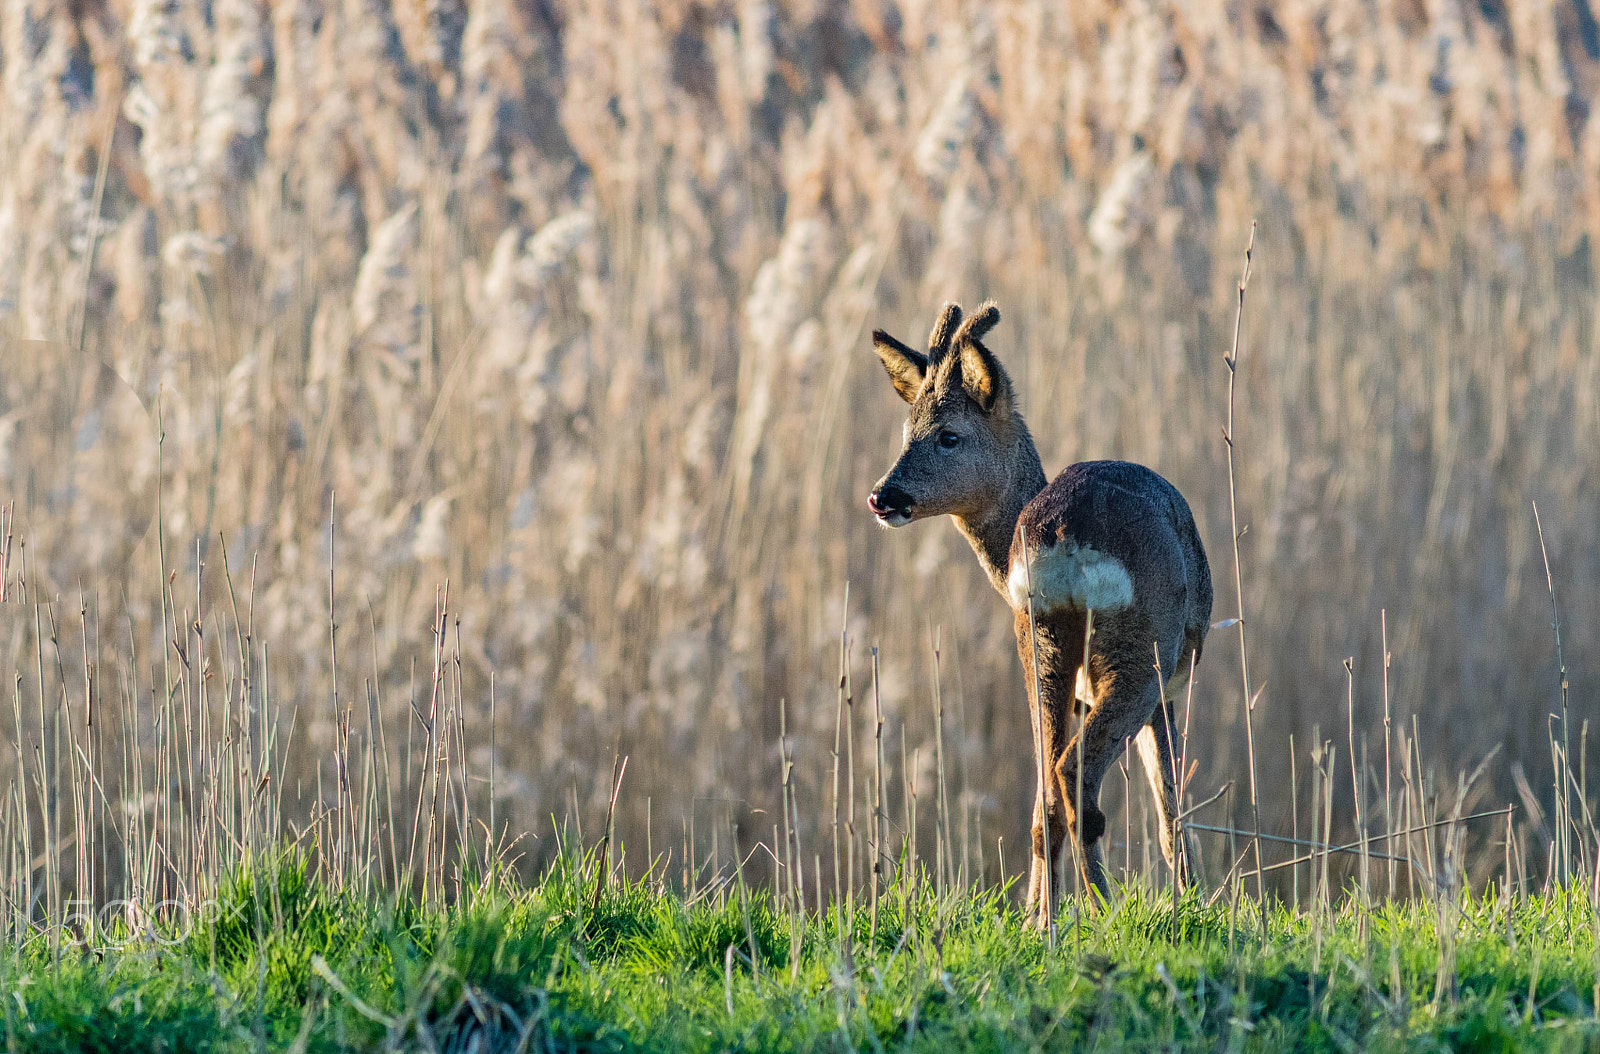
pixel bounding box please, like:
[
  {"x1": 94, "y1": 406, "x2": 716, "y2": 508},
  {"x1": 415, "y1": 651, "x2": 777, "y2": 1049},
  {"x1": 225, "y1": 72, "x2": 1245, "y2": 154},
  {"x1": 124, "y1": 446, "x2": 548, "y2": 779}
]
[{"x1": 0, "y1": 0, "x2": 1597, "y2": 908}]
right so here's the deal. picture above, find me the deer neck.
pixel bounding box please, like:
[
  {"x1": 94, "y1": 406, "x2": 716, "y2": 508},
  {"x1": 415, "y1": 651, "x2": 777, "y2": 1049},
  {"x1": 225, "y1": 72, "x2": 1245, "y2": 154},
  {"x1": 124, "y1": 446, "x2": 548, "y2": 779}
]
[{"x1": 954, "y1": 419, "x2": 1047, "y2": 600}]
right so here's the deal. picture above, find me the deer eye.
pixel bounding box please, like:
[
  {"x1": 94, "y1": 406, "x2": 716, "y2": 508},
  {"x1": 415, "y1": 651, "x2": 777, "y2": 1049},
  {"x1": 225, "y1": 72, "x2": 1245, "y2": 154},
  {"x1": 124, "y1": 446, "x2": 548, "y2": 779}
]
[{"x1": 937, "y1": 430, "x2": 961, "y2": 450}]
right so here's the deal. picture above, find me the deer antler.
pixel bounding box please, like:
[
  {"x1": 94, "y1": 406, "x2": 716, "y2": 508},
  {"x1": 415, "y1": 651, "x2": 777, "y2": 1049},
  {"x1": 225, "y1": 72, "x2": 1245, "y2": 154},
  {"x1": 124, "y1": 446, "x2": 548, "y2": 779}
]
[
  {"x1": 927, "y1": 302, "x2": 964, "y2": 364},
  {"x1": 953, "y1": 300, "x2": 1000, "y2": 347}
]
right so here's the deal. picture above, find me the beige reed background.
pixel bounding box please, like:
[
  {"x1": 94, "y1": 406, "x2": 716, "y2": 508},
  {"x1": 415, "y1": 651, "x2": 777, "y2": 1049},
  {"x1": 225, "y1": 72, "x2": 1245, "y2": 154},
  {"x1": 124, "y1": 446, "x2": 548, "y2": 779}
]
[{"x1": 1, "y1": 0, "x2": 1598, "y2": 889}]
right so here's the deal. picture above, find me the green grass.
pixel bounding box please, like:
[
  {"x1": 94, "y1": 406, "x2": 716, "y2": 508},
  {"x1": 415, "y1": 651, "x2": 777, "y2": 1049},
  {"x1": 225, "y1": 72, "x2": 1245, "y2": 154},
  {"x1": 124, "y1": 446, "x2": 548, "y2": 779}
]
[{"x1": 5, "y1": 854, "x2": 1600, "y2": 1053}]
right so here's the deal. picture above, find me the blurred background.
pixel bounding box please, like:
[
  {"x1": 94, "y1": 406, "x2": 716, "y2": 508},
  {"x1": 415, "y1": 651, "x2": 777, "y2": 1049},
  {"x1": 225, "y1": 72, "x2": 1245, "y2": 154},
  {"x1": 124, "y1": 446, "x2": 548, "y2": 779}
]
[{"x1": 1, "y1": 0, "x2": 1597, "y2": 893}]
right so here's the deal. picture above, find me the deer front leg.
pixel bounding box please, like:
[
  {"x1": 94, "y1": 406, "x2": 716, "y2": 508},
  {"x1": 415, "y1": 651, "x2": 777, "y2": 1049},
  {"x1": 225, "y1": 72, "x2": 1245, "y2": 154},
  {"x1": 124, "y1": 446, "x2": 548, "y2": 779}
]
[{"x1": 1056, "y1": 672, "x2": 1164, "y2": 904}]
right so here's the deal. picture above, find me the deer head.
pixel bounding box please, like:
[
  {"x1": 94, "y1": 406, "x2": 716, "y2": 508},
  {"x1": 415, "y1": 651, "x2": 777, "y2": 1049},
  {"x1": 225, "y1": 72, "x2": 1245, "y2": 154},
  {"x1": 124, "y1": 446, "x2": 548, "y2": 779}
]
[{"x1": 867, "y1": 301, "x2": 1020, "y2": 527}]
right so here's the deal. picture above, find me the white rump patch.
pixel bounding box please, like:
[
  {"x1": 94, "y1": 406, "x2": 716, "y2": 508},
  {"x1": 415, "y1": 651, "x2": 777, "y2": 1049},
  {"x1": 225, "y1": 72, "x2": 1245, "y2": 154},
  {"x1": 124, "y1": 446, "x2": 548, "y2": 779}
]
[
  {"x1": 1008, "y1": 539, "x2": 1134, "y2": 615},
  {"x1": 1075, "y1": 666, "x2": 1095, "y2": 708}
]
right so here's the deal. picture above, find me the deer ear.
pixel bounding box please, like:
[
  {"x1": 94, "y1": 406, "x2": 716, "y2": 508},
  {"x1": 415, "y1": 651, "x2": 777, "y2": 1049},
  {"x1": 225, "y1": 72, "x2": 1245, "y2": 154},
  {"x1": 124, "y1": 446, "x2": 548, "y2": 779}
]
[
  {"x1": 945, "y1": 301, "x2": 1008, "y2": 413},
  {"x1": 872, "y1": 330, "x2": 928, "y2": 403},
  {"x1": 957, "y1": 337, "x2": 1009, "y2": 414}
]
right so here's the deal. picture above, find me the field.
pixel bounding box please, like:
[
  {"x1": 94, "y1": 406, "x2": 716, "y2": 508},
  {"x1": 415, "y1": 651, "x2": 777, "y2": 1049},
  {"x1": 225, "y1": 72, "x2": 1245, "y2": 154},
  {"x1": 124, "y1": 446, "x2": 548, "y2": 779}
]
[
  {"x1": 10, "y1": 857, "x2": 1600, "y2": 1053},
  {"x1": 3, "y1": 0, "x2": 1600, "y2": 1047}
]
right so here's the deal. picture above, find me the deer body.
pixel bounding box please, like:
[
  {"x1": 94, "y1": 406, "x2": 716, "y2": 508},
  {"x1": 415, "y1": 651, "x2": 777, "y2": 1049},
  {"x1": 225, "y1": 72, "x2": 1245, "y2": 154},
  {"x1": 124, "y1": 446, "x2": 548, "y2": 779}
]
[{"x1": 867, "y1": 302, "x2": 1211, "y2": 918}]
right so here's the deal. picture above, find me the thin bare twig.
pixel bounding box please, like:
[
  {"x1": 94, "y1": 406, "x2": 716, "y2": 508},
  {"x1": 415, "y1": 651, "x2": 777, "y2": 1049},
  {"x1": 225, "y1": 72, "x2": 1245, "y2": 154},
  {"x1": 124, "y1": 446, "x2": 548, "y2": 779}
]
[
  {"x1": 590, "y1": 754, "x2": 629, "y2": 913},
  {"x1": 1221, "y1": 222, "x2": 1265, "y2": 933},
  {"x1": 1021, "y1": 527, "x2": 1052, "y2": 943}
]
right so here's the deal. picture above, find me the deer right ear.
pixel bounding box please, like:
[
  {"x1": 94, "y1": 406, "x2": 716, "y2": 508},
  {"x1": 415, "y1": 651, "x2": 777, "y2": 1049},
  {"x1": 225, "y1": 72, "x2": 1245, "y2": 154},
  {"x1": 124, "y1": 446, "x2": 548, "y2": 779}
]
[
  {"x1": 953, "y1": 302, "x2": 1007, "y2": 414},
  {"x1": 872, "y1": 330, "x2": 928, "y2": 403}
]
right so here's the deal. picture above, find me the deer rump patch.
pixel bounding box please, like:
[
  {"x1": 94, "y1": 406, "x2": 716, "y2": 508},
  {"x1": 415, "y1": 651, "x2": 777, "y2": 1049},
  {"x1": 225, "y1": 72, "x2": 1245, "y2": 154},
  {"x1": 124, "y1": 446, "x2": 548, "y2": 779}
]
[{"x1": 1007, "y1": 539, "x2": 1134, "y2": 615}]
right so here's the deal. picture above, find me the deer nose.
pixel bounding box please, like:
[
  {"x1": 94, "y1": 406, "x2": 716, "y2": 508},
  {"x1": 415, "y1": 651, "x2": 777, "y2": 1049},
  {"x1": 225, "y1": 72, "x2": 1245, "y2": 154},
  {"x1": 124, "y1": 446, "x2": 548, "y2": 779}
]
[{"x1": 868, "y1": 484, "x2": 912, "y2": 516}]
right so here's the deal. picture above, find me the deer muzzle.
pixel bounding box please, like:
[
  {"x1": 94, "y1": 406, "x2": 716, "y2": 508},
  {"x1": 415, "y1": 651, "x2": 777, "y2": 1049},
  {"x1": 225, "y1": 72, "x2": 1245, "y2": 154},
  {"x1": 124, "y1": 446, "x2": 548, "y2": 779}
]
[{"x1": 867, "y1": 483, "x2": 915, "y2": 526}]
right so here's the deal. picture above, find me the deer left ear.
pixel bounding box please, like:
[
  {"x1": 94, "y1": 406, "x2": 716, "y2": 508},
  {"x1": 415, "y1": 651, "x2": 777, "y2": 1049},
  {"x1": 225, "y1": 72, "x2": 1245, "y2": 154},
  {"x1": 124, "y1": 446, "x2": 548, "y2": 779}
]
[{"x1": 872, "y1": 330, "x2": 929, "y2": 403}]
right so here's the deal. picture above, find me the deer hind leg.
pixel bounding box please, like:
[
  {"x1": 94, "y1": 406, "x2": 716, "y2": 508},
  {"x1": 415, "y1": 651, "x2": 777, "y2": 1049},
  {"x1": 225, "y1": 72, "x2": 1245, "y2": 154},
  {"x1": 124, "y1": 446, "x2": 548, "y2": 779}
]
[
  {"x1": 1056, "y1": 672, "x2": 1163, "y2": 904},
  {"x1": 1134, "y1": 696, "x2": 1200, "y2": 890}
]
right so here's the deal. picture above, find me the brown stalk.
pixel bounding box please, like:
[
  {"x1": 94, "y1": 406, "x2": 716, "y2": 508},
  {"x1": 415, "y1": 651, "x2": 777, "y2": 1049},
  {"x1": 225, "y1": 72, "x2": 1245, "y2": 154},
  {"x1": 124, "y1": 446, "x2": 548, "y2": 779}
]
[
  {"x1": 1533, "y1": 501, "x2": 1572, "y2": 885},
  {"x1": 1020, "y1": 527, "x2": 1052, "y2": 943},
  {"x1": 1221, "y1": 222, "x2": 1266, "y2": 936},
  {"x1": 590, "y1": 753, "x2": 629, "y2": 913}
]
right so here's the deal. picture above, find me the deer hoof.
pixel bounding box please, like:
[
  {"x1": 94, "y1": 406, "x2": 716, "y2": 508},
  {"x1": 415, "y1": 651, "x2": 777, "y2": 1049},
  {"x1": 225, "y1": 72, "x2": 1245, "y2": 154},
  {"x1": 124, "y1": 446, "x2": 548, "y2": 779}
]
[{"x1": 1077, "y1": 805, "x2": 1106, "y2": 846}]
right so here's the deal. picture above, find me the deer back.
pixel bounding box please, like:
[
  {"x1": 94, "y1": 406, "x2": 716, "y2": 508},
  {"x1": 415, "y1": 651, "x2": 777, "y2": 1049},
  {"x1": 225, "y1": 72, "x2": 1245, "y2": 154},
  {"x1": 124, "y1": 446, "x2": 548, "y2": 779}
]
[{"x1": 1009, "y1": 460, "x2": 1213, "y2": 675}]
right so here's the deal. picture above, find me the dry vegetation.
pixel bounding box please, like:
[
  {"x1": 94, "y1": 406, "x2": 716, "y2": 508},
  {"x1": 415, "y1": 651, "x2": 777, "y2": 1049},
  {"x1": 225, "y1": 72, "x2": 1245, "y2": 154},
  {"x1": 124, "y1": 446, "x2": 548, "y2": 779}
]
[{"x1": 1, "y1": 0, "x2": 1598, "y2": 898}]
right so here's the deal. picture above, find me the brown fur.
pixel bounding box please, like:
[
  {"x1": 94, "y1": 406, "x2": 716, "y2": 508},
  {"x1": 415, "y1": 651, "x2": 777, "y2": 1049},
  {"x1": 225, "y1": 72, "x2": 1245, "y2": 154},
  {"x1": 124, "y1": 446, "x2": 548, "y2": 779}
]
[{"x1": 869, "y1": 301, "x2": 1212, "y2": 923}]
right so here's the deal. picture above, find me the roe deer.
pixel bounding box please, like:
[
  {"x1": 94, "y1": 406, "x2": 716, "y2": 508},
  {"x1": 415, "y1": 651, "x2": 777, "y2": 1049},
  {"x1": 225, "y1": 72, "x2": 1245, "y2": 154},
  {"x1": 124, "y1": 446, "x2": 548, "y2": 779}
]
[{"x1": 866, "y1": 301, "x2": 1211, "y2": 920}]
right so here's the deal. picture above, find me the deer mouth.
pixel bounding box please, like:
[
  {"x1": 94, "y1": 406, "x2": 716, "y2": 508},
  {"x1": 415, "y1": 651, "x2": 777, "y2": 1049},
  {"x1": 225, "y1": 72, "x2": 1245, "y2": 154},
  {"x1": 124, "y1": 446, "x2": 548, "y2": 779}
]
[{"x1": 867, "y1": 488, "x2": 914, "y2": 526}]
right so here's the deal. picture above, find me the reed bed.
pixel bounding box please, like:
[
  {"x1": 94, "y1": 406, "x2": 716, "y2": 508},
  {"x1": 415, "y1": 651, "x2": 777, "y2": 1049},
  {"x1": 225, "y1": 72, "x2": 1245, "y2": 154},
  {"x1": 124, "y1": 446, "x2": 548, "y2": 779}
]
[{"x1": 1, "y1": 0, "x2": 1597, "y2": 905}]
